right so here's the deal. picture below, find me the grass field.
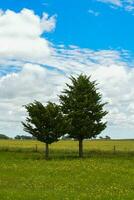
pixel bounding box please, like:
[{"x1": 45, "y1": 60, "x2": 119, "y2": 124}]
[{"x1": 0, "y1": 139, "x2": 134, "y2": 200}]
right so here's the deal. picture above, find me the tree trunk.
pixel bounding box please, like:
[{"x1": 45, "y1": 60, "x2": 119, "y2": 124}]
[
  {"x1": 45, "y1": 143, "x2": 49, "y2": 159},
  {"x1": 79, "y1": 139, "x2": 83, "y2": 158}
]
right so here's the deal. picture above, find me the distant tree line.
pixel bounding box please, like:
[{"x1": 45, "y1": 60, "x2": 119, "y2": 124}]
[
  {"x1": 99, "y1": 135, "x2": 111, "y2": 140},
  {"x1": 0, "y1": 134, "x2": 36, "y2": 140},
  {"x1": 14, "y1": 135, "x2": 36, "y2": 140},
  {"x1": 0, "y1": 134, "x2": 10, "y2": 140},
  {"x1": 0, "y1": 133, "x2": 111, "y2": 141}
]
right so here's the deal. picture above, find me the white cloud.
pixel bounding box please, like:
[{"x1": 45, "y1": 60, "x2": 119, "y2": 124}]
[
  {"x1": 97, "y1": 0, "x2": 134, "y2": 13},
  {"x1": 0, "y1": 63, "x2": 65, "y2": 102},
  {"x1": 0, "y1": 9, "x2": 56, "y2": 37},
  {"x1": 0, "y1": 9, "x2": 134, "y2": 138},
  {"x1": 40, "y1": 13, "x2": 56, "y2": 32},
  {"x1": 0, "y1": 63, "x2": 66, "y2": 135},
  {"x1": 88, "y1": 9, "x2": 100, "y2": 16},
  {"x1": 0, "y1": 9, "x2": 56, "y2": 65},
  {"x1": 125, "y1": 5, "x2": 134, "y2": 11},
  {"x1": 97, "y1": 0, "x2": 122, "y2": 7}
]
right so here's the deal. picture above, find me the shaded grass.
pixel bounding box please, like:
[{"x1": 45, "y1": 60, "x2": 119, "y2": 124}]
[{"x1": 0, "y1": 147, "x2": 134, "y2": 160}]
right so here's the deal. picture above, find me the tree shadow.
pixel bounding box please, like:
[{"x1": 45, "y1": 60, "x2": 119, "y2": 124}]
[{"x1": 0, "y1": 147, "x2": 134, "y2": 161}]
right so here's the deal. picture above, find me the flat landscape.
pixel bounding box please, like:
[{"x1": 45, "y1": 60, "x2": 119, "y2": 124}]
[{"x1": 0, "y1": 139, "x2": 134, "y2": 200}]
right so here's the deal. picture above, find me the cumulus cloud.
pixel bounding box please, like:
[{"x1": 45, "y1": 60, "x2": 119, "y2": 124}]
[
  {"x1": 0, "y1": 63, "x2": 66, "y2": 135},
  {"x1": 0, "y1": 9, "x2": 134, "y2": 138},
  {"x1": 0, "y1": 9, "x2": 56, "y2": 65}
]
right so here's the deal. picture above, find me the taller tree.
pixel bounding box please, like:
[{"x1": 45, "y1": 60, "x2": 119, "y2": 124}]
[{"x1": 60, "y1": 74, "x2": 108, "y2": 157}]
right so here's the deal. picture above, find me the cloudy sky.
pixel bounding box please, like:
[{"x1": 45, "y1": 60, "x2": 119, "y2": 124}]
[{"x1": 0, "y1": 0, "x2": 134, "y2": 138}]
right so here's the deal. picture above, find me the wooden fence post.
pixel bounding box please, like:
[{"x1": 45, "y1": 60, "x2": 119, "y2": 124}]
[
  {"x1": 35, "y1": 144, "x2": 38, "y2": 152},
  {"x1": 113, "y1": 145, "x2": 116, "y2": 153}
]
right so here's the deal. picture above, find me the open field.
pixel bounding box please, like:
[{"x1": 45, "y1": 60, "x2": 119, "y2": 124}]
[
  {"x1": 0, "y1": 139, "x2": 134, "y2": 153},
  {"x1": 0, "y1": 140, "x2": 134, "y2": 200}
]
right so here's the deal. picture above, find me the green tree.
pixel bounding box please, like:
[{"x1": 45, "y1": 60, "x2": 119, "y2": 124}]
[
  {"x1": 0, "y1": 134, "x2": 9, "y2": 140},
  {"x1": 14, "y1": 135, "x2": 34, "y2": 140},
  {"x1": 22, "y1": 101, "x2": 65, "y2": 159},
  {"x1": 60, "y1": 74, "x2": 108, "y2": 157}
]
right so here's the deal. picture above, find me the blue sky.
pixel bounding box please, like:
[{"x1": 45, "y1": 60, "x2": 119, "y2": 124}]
[
  {"x1": 1, "y1": 0, "x2": 134, "y2": 51},
  {"x1": 0, "y1": 0, "x2": 134, "y2": 138}
]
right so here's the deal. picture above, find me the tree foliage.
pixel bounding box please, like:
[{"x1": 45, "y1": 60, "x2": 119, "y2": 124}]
[
  {"x1": 60, "y1": 74, "x2": 108, "y2": 157},
  {"x1": 22, "y1": 101, "x2": 65, "y2": 158}
]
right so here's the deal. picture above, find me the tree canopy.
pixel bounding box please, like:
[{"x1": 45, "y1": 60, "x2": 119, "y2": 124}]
[
  {"x1": 22, "y1": 101, "x2": 65, "y2": 158},
  {"x1": 60, "y1": 74, "x2": 108, "y2": 157}
]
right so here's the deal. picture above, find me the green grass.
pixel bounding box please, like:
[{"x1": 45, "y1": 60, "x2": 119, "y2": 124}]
[
  {"x1": 0, "y1": 140, "x2": 134, "y2": 200},
  {"x1": 0, "y1": 139, "x2": 134, "y2": 152}
]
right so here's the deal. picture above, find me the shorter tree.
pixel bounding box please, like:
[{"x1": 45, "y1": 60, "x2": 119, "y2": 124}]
[
  {"x1": 60, "y1": 74, "x2": 108, "y2": 157},
  {"x1": 22, "y1": 101, "x2": 65, "y2": 159}
]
